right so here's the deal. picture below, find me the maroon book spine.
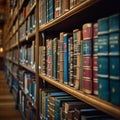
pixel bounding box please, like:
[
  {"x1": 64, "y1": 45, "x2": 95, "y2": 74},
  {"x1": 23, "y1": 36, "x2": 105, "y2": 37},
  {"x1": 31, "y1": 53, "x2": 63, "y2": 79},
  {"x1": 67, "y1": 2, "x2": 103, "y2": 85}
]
[
  {"x1": 82, "y1": 23, "x2": 93, "y2": 94},
  {"x1": 93, "y1": 23, "x2": 98, "y2": 95}
]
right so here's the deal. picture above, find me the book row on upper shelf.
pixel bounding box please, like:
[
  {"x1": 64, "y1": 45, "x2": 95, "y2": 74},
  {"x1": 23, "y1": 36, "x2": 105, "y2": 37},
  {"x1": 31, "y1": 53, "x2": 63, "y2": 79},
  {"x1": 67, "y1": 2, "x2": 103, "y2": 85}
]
[
  {"x1": 38, "y1": 13, "x2": 120, "y2": 107},
  {"x1": 39, "y1": 0, "x2": 86, "y2": 25}
]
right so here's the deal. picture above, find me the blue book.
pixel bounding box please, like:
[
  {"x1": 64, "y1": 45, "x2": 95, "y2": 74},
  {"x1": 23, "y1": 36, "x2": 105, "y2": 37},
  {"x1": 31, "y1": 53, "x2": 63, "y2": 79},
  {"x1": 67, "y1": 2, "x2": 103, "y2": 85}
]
[
  {"x1": 110, "y1": 79, "x2": 120, "y2": 106},
  {"x1": 109, "y1": 56, "x2": 120, "y2": 79},
  {"x1": 109, "y1": 13, "x2": 120, "y2": 32},
  {"x1": 98, "y1": 34, "x2": 109, "y2": 55},
  {"x1": 64, "y1": 33, "x2": 71, "y2": 84},
  {"x1": 98, "y1": 17, "x2": 109, "y2": 35},
  {"x1": 49, "y1": 0, "x2": 54, "y2": 21},
  {"x1": 83, "y1": 40, "x2": 91, "y2": 56},
  {"x1": 98, "y1": 77, "x2": 109, "y2": 101},
  {"x1": 46, "y1": 0, "x2": 49, "y2": 22},
  {"x1": 98, "y1": 56, "x2": 109, "y2": 77},
  {"x1": 109, "y1": 32, "x2": 120, "y2": 55}
]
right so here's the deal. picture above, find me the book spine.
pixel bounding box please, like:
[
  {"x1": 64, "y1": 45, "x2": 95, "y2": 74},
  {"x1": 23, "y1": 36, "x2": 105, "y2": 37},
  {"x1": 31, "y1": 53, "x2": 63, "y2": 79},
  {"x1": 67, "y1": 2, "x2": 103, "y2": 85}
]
[
  {"x1": 68, "y1": 36, "x2": 74, "y2": 87},
  {"x1": 55, "y1": 0, "x2": 62, "y2": 18},
  {"x1": 49, "y1": 0, "x2": 55, "y2": 21},
  {"x1": 61, "y1": 0, "x2": 70, "y2": 14},
  {"x1": 73, "y1": 29, "x2": 82, "y2": 89},
  {"x1": 109, "y1": 13, "x2": 120, "y2": 106},
  {"x1": 52, "y1": 37, "x2": 58, "y2": 80},
  {"x1": 46, "y1": 39, "x2": 52, "y2": 77},
  {"x1": 98, "y1": 16, "x2": 110, "y2": 101},
  {"x1": 59, "y1": 32, "x2": 64, "y2": 83},
  {"x1": 64, "y1": 33, "x2": 69, "y2": 84},
  {"x1": 93, "y1": 23, "x2": 98, "y2": 95},
  {"x1": 82, "y1": 23, "x2": 93, "y2": 94}
]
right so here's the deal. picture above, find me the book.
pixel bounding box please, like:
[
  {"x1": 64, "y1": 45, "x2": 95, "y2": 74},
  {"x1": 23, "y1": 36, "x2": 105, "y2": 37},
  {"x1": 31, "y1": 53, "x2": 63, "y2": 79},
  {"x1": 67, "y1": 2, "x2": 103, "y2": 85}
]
[
  {"x1": 46, "y1": 39, "x2": 52, "y2": 77},
  {"x1": 39, "y1": 46, "x2": 46, "y2": 75},
  {"x1": 52, "y1": 37, "x2": 58, "y2": 80},
  {"x1": 98, "y1": 16, "x2": 109, "y2": 101},
  {"x1": 73, "y1": 29, "x2": 82, "y2": 89},
  {"x1": 55, "y1": 0, "x2": 62, "y2": 18},
  {"x1": 109, "y1": 13, "x2": 120, "y2": 106},
  {"x1": 59, "y1": 32, "x2": 64, "y2": 83},
  {"x1": 63, "y1": 33, "x2": 72, "y2": 84},
  {"x1": 68, "y1": 35, "x2": 74, "y2": 87},
  {"x1": 82, "y1": 23, "x2": 93, "y2": 94},
  {"x1": 93, "y1": 23, "x2": 98, "y2": 95},
  {"x1": 61, "y1": 0, "x2": 70, "y2": 14}
]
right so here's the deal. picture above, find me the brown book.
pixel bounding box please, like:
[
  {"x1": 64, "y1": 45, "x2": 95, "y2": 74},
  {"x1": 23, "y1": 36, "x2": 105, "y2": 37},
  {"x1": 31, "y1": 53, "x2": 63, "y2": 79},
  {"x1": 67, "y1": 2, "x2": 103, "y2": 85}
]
[
  {"x1": 55, "y1": 0, "x2": 62, "y2": 18},
  {"x1": 39, "y1": 46, "x2": 46, "y2": 75},
  {"x1": 59, "y1": 32, "x2": 64, "y2": 83},
  {"x1": 73, "y1": 29, "x2": 82, "y2": 89},
  {"x1": 61, "y1": 0, "x2": 70, "y2": 14},
  {"x1": 62, "y1": 101, "x2": 87, "y2": 119},
  {"x1": 82, "y1": 23, "x2": 93, "y2": 94}
]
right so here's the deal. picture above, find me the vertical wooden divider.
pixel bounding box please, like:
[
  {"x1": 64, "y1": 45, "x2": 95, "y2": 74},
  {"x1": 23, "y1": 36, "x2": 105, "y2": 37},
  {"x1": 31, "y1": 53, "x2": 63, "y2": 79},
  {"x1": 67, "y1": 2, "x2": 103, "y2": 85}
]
[{"x1": 35, "y1": 0, "x2": 40, "y2": 119}]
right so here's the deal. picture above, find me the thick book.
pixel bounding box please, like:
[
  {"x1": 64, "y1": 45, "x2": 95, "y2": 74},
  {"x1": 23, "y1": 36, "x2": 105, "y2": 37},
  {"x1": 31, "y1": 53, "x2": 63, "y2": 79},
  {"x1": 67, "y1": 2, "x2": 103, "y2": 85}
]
[
  {"x1": 63, "y1": 33, "x2": 72, "y2": 84},
  {"x1": 59, "y1": 32, "x2": 64, "y2": 83},
  {"x1": 46, "y1": 39, "x2": 52, "y2": 77},
  {"x1": 39, "y1": 0, "x2": 47, "y2": 25},
  {"x1": 73, "y1": 29, "x2": 82, "y2": 89},
  {"x1": 39, "y1": 46, "x2": 46, "y2": 75},
  {"x1": 68, "y1": 35, "x2": 74, "y2": 87},
  {"x1": 55, "y1": 0, "x2": 62, "y2": 18},
  {"x1": 61, "y1": 0, "x2": 70, "y2": 14},
  {"x1": 52, "y1": 37, "x2": 58, "y2": 80},
  {"x1": 82, "y1": 23, "x2": 93, "y2": 94},
  {"x1": 93, "y1": 23, "x2": 98, "y2": 95},
  {"x1": 109, "y1": 13, "x2": 120, "y2": 33},
  {"x1": 98, "y1": 16, "x2": 109, "y2": 101}
]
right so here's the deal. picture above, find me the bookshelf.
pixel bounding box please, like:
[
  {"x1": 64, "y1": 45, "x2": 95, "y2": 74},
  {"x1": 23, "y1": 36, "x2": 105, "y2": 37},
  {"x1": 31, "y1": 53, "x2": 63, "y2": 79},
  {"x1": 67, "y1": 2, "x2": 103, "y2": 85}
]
[{"x1": 3, "y1": 0, "x2": 120, "y2": 119}]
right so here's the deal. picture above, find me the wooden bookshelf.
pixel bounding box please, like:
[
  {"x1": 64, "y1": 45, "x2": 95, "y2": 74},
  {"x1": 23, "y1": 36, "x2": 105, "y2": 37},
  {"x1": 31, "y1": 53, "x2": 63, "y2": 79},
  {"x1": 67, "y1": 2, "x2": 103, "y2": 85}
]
[{"x1": 3, "y1": 0, "x2": 120, "y2": 119}]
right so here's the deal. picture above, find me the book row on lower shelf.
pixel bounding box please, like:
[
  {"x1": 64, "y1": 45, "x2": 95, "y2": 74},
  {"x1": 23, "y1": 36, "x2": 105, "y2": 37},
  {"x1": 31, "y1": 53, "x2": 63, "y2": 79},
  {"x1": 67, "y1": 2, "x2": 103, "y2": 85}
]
[
  {"x1": 39, "y1": 88, "x2": 115, "y2": 120},
  {"x1": 19, "y1": 90, "x2": 36, "y2": 120},
  {"x1": 39, "y1": 13, "x2": 120, "y2": 106}
]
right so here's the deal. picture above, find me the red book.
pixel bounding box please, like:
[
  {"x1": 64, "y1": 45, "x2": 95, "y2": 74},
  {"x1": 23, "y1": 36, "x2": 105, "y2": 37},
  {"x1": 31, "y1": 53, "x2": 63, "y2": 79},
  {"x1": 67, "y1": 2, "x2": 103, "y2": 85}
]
[
  {"x1": 82, "y1": 23, "x2": 93, "y2": 40},
  {"x1": 82, "y1": 23, "x2": 93, "y2": 94},
  {"x1": 82, "y1": 78, "x2": 92, "y2": 94}
]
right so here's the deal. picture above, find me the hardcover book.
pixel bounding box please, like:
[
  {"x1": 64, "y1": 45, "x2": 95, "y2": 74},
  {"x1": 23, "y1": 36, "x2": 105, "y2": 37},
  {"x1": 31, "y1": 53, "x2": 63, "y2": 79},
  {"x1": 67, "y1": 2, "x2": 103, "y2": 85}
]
[
  {"x1": 109, "y1": 13, "x2": 120, "y2": 33},
  {"x1": 59, "y1": 32, "x2": 64, "y2": 83}
]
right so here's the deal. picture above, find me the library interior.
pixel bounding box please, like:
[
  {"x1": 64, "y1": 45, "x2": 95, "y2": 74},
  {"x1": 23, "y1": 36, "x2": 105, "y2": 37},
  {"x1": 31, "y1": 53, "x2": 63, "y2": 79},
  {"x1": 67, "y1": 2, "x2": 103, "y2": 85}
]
[{"x1": 0, "y1": 0, "x2": 120, "y2": 120}]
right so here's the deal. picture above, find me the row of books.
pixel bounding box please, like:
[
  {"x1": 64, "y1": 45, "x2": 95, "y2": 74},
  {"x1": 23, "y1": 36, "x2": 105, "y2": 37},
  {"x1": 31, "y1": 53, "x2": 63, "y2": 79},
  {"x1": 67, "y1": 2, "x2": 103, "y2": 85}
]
[
  {"x1": 19, "y1": 91, "x2": 36, "y2": 120},
  {"x1": 19, "y1": 69, "x2": 36, "y2": 103},
  {"x1": 19, "y1": 11, "x2": 35, "y2": 39},
  {"x1": 19, "y1": 0, "x2": 36, "y2": 25},
  {"x1": 39, "y1": 89, "x2": 115, "y2": 120},
  {"x1": 19, "y1": 10, "x2": 35, "y2": 39},
  {"x1": 39, "y1": 13, "x2": 120, "y2": 106},
  {"x1": 6, "y1": 48, "x2": 19, "y2": 63},
  {"x1": 39, "y1": 0, "x2": 86, "y2": 25},
  {"x1": 20, "y1": 40, "x2": 35, "y2": 67}
]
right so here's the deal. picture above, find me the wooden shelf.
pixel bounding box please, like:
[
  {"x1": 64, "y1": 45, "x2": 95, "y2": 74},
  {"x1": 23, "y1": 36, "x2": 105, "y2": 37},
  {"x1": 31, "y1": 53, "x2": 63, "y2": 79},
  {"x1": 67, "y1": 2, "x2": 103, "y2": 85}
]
[
  {"x1": 20, "y1": 64, "x2": 35, "y2": 73},
  {"x1": 20, "y1": 30, "x2": 35, "y2": 43},
  {"x1": 39, "y1": 74, "x2": 120, "y2": 119}
]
